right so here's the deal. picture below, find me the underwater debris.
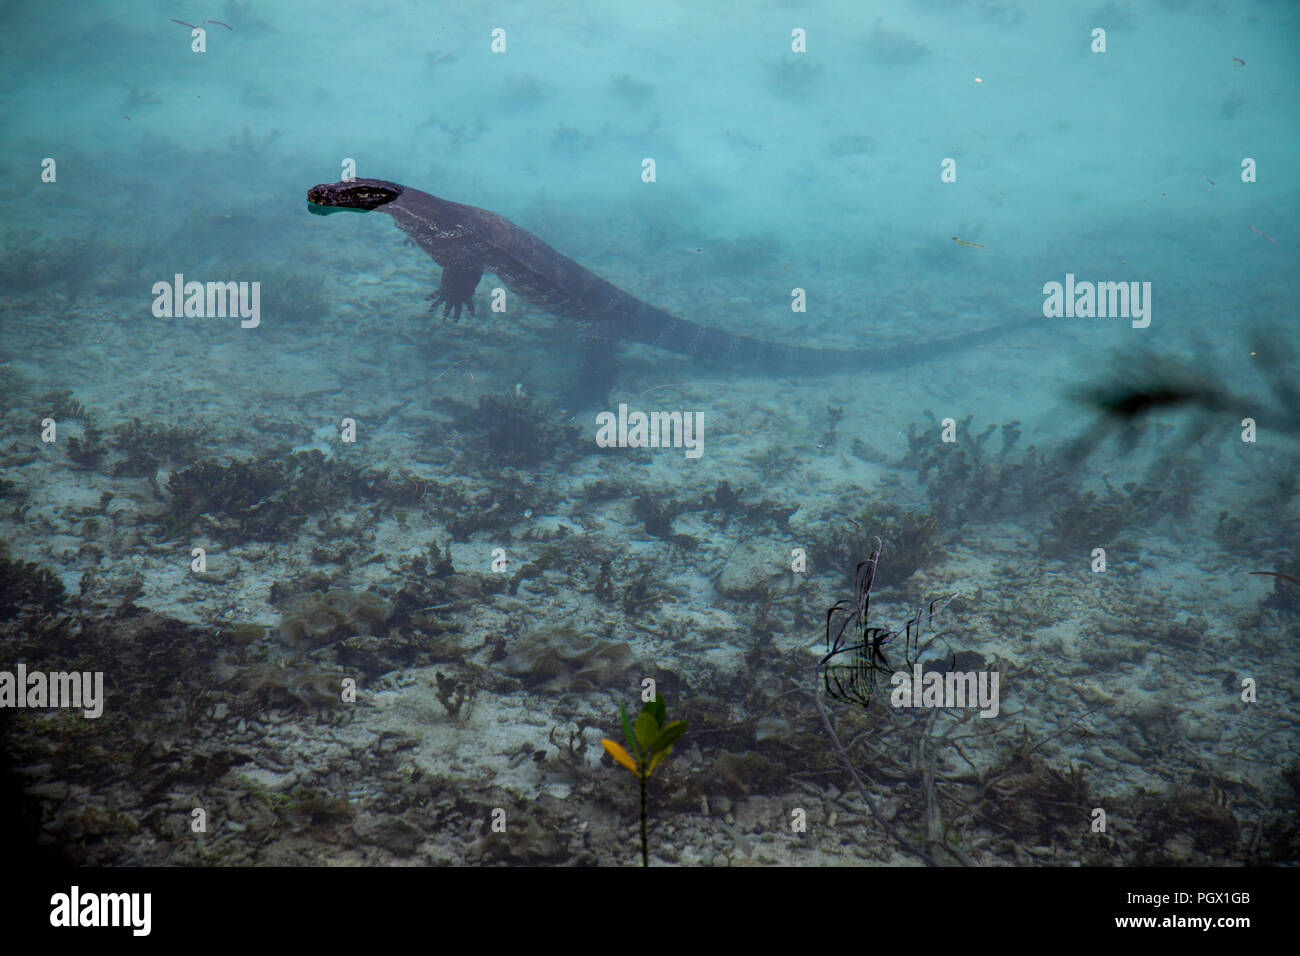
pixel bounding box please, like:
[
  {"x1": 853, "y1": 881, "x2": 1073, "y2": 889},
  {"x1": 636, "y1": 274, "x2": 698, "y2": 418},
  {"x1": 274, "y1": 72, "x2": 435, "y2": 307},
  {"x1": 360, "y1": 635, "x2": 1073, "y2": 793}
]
[
  {"x1": 433, "y1": 670, "x2": 476, "y2": 722},
  {"x1": 815, "y1": 503, "x2": 938, "y2": 588},
  {"x1": 159, "y1": 450, "x2": 396, "y2": 542},
  {"x1": 64, "y1": 424, "x2": 106, "y2": 468},
  {"x1": 273, "y1": 784, "x2": 354, "y2": 830},
  {"x1": 237, "y1": 656, "x2": 345, "y2": 710},
  {"x1": 981, "y1": 743, "x2": 1092, "y2": 846},
  {"x1": 470, "y1": 815, "x2": 566, "y2": 863},
  {"x1": 904, "y1": 413, "x2": 1075, "y2": 528},
  {"x1": 108, "y1": 417, "x2": 210, "y2": 476},
  {"x1": 2, "y1": 231, "x2": 96, "y2": 294},
  {"x1": 619, "y1": 562, "x2": 671, "y2": 619},
  {"x1": 1129, "y1": 787, "x2": 1242, "y2": 863},
  {"x1": 0, "y1": 545, "x2": 67, "y2": 620},
  {"x1": 39, "y1": 389, "x2": 89, "y2": 423},
  {"x1": 432, "y1": 474, "x2": 552, "y2": 538},
  {"x1": 748, "y1": 444, "x2": 801, "y2": 483},
  {"x1": 632, "y1": 493, "x2": 695, "y2": 546},
  {"x1": 451, "y1": 390, "x2": 580, "y2": 467},
  {"x1": 500, "y1": 627, "x2": 639, "y2": 694},
  {"x1": 708, "y1": 750, "x2": 783, "y2": 797},
  {"x1": 702, "y1": 481, "x2": 799, "y2": 531},
  {"x1": 819, "y1": 541, "x2": 955, "y2": 709},
  {"x1": 593, "y1": 560, "x2": 616, "y2": 603},
  {"x1": 222, "y1": 623, "x2": 268, "y2": 648},
  {"x1": 1040, "y1": 488, "x2": 1131, "y2": 558},
  {"x1": 813, "y1": 540, "x2": 960, "y2": 867},
  {"x1": 278, "y1": 589, "x2": 392, "y2": 647}
]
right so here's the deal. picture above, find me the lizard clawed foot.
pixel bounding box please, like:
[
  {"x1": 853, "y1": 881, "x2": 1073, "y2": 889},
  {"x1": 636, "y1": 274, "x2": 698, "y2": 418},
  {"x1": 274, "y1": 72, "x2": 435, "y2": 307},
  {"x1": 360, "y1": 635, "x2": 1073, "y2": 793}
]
[{"x1": 427, "y1": 290, "x2": 476, "y2": 320}]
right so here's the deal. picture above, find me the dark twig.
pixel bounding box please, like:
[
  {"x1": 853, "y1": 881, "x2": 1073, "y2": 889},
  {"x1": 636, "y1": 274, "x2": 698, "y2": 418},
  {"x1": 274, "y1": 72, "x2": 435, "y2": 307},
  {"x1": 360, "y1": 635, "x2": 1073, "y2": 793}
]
[
  {"x1": 813, "y1": 674, "x2": 938, "y2": 866},
  {"x1": 813, "y1": 537, "x2": 981, "y2": 865}
]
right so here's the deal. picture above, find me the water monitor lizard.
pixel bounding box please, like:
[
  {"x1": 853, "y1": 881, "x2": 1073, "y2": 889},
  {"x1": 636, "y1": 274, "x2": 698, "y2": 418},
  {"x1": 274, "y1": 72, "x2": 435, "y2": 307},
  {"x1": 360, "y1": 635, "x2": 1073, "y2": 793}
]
[{"x1": 306, "y1": 177, "x2": 1030, "y2": 402}]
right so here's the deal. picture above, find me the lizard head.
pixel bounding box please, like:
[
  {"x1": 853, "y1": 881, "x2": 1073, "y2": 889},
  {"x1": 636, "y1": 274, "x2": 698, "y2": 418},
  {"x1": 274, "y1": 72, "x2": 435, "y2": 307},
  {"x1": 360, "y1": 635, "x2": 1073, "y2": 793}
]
[{"x1": 306, "y1": 178, "x2": 403, "y2": 214}]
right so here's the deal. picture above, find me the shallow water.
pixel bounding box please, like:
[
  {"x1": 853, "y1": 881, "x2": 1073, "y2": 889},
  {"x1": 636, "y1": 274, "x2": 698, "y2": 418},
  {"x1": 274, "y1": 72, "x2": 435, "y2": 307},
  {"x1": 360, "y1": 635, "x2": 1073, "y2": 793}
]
[{"x1": 0, "y1": 0, "x2": 1296, "y2": 867}]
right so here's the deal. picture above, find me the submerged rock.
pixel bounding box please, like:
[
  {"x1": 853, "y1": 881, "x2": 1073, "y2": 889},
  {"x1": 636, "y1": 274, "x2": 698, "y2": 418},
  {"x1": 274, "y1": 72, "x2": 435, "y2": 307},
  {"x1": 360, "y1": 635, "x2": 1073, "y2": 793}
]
[{"x1": 715, "y1": 536, "x2": 797, "y2": 600}]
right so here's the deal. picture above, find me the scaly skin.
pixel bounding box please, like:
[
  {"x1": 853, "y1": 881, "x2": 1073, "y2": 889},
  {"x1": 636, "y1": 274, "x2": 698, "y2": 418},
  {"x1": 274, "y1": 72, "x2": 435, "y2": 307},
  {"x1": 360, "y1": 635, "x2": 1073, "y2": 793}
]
[{"x1": 307, "y1": 177, "x2": 1032, "y2": 387}]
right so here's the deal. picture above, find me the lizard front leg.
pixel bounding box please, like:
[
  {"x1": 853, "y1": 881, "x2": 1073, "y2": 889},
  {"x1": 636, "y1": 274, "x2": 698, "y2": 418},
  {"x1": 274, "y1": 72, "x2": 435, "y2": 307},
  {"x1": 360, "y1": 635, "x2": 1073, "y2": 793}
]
[{"x1": 428, "y1": 264, "x2": 483, "y2": 319}]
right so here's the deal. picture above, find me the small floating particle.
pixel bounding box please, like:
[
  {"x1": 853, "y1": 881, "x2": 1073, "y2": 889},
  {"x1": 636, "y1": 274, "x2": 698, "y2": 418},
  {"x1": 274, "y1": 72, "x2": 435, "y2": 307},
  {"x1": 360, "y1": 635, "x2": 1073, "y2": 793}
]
[
  {"x1": 1206, "y1": 177, "x2": 1215, "y2": 185},
  {"x1": 1248, "y1": 224, "x2": 1277, "y2": 243},
  {"x1": 951, "y1": 236, "x2": 987, "y2": 249},
  {"x1": 1232, "y1": 56, "x2": 1245, "y2": 66},
  {"x1": 973, "y1": 76, "x2": 983, "y2": 83}
]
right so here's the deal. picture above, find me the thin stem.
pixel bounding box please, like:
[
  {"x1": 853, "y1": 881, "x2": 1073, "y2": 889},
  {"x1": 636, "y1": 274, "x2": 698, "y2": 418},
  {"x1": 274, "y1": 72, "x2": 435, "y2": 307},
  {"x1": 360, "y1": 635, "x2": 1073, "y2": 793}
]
[
  {"x1": 639, "y1": 771, "x2": 649, "y2": 867},
  {"x1": 814, "y1": 670, "x2": 939, "y2": 867}
]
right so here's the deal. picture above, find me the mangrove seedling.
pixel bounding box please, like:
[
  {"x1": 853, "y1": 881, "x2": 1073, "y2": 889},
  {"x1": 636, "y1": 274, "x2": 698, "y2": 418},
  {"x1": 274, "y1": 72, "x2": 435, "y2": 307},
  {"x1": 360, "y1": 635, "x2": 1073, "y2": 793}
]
[{"x1": 601, "y1": 694, "x2": 688, "y2": 867}]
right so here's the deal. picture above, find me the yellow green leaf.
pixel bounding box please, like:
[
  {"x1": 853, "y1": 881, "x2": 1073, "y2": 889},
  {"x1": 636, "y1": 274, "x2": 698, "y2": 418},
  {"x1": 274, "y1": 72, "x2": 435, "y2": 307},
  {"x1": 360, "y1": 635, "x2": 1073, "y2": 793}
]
[
  {"x1": 645, "y1": 694, "x2": 667, "y2": 728},
  {"x1": 601, "y1": 738, "x2": 640, "y2": 775},
  {"x1": 648, "y1": 720, "x2": 688, "y2": 755},
  {"x1": 620, "y1": 702, "x2": 639, "y2": 762},
  {"x1": 646, "y1": 746, "x2": 672, "y2": 775},
  {"x1": 634, "y1": 711, "x2": 659, "y2": 752}
]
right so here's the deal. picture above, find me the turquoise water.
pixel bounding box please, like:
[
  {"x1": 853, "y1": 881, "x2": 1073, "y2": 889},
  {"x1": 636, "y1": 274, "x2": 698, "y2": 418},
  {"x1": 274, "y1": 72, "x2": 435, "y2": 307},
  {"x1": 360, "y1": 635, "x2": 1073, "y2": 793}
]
[{"x1": 0, "y1": 1, "x2": 1296, "y2": 867}]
